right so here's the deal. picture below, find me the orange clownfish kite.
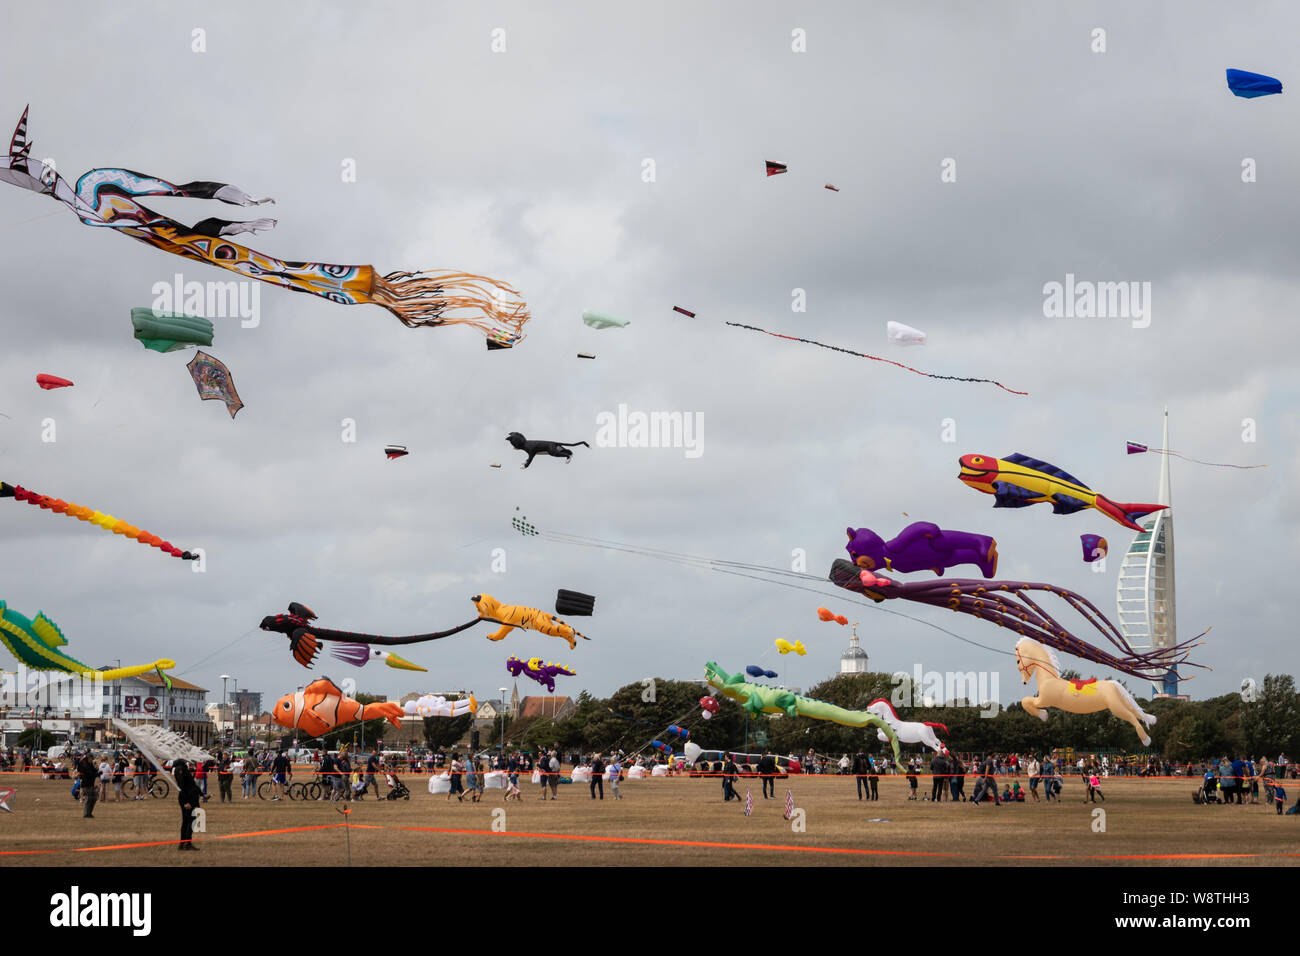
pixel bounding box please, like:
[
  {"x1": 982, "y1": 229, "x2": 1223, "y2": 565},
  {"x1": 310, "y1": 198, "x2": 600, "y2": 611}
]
[{"x1": 272, "y1": 677, "x2": 403, "y2": 737}]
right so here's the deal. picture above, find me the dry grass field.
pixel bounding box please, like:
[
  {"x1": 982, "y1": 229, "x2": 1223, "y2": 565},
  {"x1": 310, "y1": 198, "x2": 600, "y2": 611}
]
[{"x1": 2, "y1": 772, "x2": 1298, "y2": 867}]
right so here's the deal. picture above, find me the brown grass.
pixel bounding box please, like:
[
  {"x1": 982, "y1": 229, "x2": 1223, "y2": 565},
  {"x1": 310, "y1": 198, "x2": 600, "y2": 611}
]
[{"x1": 2, "y1": 774, "x2": 1297, "y2": 867}]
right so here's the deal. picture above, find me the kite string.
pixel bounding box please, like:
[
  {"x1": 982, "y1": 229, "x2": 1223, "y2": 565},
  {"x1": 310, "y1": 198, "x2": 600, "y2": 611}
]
[{"x1": 724, "y1": 322, "x2": 1029, "y2": 395}]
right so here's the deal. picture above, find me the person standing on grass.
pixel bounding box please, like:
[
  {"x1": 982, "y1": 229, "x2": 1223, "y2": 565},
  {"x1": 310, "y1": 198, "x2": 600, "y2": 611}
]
[
  {"x1": 868, "y1": 759, "x2": 880, "y2": 801},
  {"x1": 447, "y1": 752, "x2": 465, "y2": 802},
  {"x1": 722, "y1": 754, "x2": 739, "y2": 802},
  {"x1": 174, "y1": 759, "x2": 202, "y2": 851},
  {"x1": 853, "y1": 750, "x2": 871, "y2": 801},
  {"x1": 270, "y1": 750, "x2": 290, "y2": 801},
  {"x1": 930, "y1": 750, "x2": 948, "y2": 803},
  {"x1": 949, "y1": 752, "x2": 964, "y2": 802},
  {"x1": 609, "y1": 756, "x2": 623, "y2": 800},
  {"x1": 547, "y1": 750, "x2": 561, "y2": 800},
  {"x1": 590, "y1": 752, "x2": 605, "y2": 800},
  {"x1": 759, "y1": 750, "x2": 777, "y2": 799},
  {"x1": 217, "y1": 752, "x2": 234, "y2": 803},
  {"x1": 77, "y1": 752, "x2": 99, "y2": 819},
  {"x1": 113, "y1": 753, "x2": 128, "y2": 802}
]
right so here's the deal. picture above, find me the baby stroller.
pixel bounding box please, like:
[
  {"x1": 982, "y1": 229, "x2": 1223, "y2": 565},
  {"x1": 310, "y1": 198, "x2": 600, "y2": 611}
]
[{"x1": 384, "y1": 771, "x2": 410, "y2": 800}]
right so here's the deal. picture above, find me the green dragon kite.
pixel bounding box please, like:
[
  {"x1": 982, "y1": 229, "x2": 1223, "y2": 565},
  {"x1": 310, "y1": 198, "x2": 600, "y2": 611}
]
[
  {"x1": 0, "y1": 601, "x2": 175, "y2": 682},
  {"x1": 705, "y1": 661, "x2": 903, "y2": 766}
]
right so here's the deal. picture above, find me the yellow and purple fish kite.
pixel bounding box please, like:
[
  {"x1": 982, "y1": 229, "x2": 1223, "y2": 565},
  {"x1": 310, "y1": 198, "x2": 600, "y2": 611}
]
[{"x1": 0, "y1": 107, "x2": 529, "y2": 347}]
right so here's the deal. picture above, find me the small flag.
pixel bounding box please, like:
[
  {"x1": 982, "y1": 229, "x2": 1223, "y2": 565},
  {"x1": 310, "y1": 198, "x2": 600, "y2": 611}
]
[
  {"x1": 155, "y1": 667, "x2": 173, "y2": 692},
  {"x1": 765, "y1": 161, "x2": 788, "y2": 177},
  {"x1": 0, "y1": 787, "x2": 14, "y2": 812},
  {"x1": 783, "y1": 789, "x2": 794, "y2": 820},
  {"x1": 824, "y1": 184, "x2": 839, "y2": 192},
  {"x1": 672, "y1": 306, "x2": 696, "y2": 318},
  {"x1": 744, "y1": 789, "x2": 753, "y2": 816}
]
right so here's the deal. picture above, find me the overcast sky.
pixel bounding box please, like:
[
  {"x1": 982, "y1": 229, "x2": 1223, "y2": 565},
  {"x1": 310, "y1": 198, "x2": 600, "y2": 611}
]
[{"x1": 1, "y1": 1, "x2": 1296, "y2": 717}]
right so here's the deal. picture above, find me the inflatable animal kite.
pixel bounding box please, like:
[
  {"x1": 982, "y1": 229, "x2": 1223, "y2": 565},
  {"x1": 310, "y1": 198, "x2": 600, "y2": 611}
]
[
  {"x1": 828, "y1": 559, "x2": 1206, "y2": 682},
  {"x1": 474, "y1": 595, "x2": 586, "y2": 650},
  {"x1": 1, "y1": 481, "x2": 197, "y2": 561},
  {"x1": 506, "y1": 432, "x2": 590, "y2": 468},
  {"x1": 272, "y1": 677, "x2": 404, "y2": 736},
  {"x1": 865, "y1": 699, "x2": 949, "y2": 754},
  {"x1": 1014, "y1": 637, "x2": 1158, "y2": 746},
  {"x1": 774, "y1": 639, "x2": 806, "y2": 656},
  {"x1": 705, "y1": 662, "x2": 902, "y2": 764},
  {"x1": 0, "y1": 601, "x2": 176, "y2": 681},
  {"x1": 846, "y1": 522, "x2": 998, "y2": 577},
  {"x1": 506, "y1": 656, "x2": 576, "y2": 693},
  {"x1": 1, "y1": 107, "x2": 529, "y2": 346},
  {"x1": 260, "y1": 594, "x2": 587, "y2": 668},
  {"x1": 403, "y1": 694, "x2": 476, "y2": 718},
  {"x1": 329, "y1": 643, "x2": 426, "y2": 672},
  {"x1": 957, "y1": 453, "x2": 1165, "y2": 532}
]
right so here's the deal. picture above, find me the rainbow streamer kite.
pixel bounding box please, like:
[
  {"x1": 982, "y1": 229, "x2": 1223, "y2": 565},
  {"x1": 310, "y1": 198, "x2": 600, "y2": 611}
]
[{"x1": 1, "y1": 481, "x2": 197, "y2": 561}]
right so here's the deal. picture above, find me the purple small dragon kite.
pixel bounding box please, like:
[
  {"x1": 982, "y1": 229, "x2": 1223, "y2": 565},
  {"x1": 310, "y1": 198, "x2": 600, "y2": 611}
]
[{"x1": 506, "y1": 656, "x2": 576, "y2": 693}]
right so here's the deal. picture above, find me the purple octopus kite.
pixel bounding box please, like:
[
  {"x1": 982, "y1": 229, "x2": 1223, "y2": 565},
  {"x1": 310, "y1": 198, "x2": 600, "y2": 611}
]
[
  {"x1": 829, "y1": 559, "x2": 1206, "y2": 682},
  {"x1": 846, "y1": 521, "x2": 998, "y2": 578}
]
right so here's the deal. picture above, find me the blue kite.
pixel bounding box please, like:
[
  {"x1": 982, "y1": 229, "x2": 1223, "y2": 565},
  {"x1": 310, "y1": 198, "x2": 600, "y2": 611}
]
[{"x1": 1227, "y1": 69, "x2": 1282, "y2": 98}]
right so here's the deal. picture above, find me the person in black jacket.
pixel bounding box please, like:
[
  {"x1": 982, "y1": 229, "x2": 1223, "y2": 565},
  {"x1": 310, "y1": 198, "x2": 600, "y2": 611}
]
[
  {"x1": 76, "y1": 752, "x2": 99, "y2": 819},
  {"x1": 722, "y1": 755, "x2": 739, "y2": 802},
  {"x1": 590, "y1": 753, "x2": 605, "y2": 800},
  {"x1": 174, "y1": 759, "x2": 203, "y2": 850},
  {"x1": 758, "y1": 750, "x2": 777, "y2": 799},
  {"x1": 930, "y1": 751, "x2": 948, "y2": 802},
  {"x1": 853, "y1": 751, "x2": 872, "y2": 800}
]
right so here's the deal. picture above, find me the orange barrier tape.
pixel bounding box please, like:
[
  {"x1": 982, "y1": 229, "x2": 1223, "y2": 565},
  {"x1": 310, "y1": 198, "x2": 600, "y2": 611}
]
[{"x1": 3, "y1": 820, "x2": 1297, "y2": 862}]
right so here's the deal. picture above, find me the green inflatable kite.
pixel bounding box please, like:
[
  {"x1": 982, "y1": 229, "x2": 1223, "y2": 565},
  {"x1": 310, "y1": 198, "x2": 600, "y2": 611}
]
[
  {"x1": 131, "y1": 308, "x2": 215, "y2": 352},
  {"x1": 704, "y1": 661, "x2": 902, "y2": 765}
]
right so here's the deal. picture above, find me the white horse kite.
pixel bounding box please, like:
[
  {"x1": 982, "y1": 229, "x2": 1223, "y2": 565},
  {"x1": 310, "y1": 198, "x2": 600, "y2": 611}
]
[{"x1": 866, "y1": 699, "x2": 949, "y2": 754}]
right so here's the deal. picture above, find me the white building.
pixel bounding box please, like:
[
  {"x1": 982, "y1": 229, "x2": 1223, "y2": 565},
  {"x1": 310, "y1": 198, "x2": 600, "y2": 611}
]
[{"x1": 840, "y1": 623, "x2": 869, "y2": 674}]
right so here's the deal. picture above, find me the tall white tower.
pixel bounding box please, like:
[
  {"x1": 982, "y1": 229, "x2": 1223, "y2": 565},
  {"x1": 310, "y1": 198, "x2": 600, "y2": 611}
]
[{"x1": 1115, "y1": 407, "x2": 1178, "y2": 696}]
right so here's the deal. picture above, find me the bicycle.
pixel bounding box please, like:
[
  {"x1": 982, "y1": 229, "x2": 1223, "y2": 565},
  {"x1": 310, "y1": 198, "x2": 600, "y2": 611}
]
[
  {"x1": 123, "y1": 774, "x2": 170, "y2": 799},
  {"x1": 258, "y1": 779, "x2": 295, "y2": 800}
]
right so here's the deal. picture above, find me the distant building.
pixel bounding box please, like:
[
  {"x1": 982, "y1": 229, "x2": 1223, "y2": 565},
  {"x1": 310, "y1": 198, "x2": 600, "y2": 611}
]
[
  {"x1": 840, "y1": 623, "x2": 869, "y2": 674},
  {"x1": 115, "y1": 672, "x2": 213, "y2": 747},
  {"x1": 517, "y1": 696, "x2": 576, "y2": 722}
]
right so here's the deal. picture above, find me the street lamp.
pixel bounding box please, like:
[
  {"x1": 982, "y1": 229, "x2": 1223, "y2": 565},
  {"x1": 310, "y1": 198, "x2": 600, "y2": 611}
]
[
  {"x1": 220, "y1": 675, "x2": 230, "y2": 746},
  {"x1": 498, "y1": 687, "x2": 507, "y2": 759}
]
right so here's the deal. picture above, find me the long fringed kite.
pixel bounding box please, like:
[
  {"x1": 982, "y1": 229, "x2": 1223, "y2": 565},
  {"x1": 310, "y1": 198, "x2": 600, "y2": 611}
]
[
  {"x1": 1, "y1": 481, "x2": 197, "y2": 561},
  {"x1": 261, "y1": 594, "x2": 588, "y2": 669},
  {"x1": 828, "y1": 559, "x2": 1207, "y2": 682},
  {"x1": 1, "y1": 601, "x2": 176, "y2": 681},
  {"x1": 1126, "y1": 441, "x2": 1267, "y2": 470},
  {"x1": 1, "y1": 107, "x2": 529, "y2": 346},
  {"x1": 724, "y1": 322, "x2": 1028, "y2": 395}
]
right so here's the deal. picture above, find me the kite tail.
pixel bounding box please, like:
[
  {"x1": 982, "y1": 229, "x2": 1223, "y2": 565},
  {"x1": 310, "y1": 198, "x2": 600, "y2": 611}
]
[
  {"x1": 97, "y1": 659, "x2": 178, "y2": 682},
  {"x1": 370, "y1": 270, "x2": 530, "y2": 342}
]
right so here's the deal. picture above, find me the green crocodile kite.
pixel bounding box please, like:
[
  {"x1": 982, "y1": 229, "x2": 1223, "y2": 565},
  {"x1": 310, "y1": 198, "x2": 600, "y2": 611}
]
[
  {"x1": 704, "y1": 661, "x2": 902, "y2": 765},
  {"x1": 0, "y1": 601, "x2": 176, "y2": 681}
]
